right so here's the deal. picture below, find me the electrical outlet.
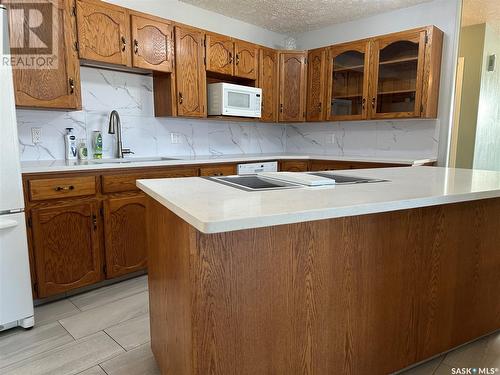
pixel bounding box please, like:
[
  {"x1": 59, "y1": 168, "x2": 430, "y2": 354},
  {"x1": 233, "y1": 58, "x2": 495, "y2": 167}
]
[
  {"x1": 170, "y1": 132, "x2": 182, "y2": 144},
  {"x1": 31, "y1": 127, "x2": 42, "y2": 144}
]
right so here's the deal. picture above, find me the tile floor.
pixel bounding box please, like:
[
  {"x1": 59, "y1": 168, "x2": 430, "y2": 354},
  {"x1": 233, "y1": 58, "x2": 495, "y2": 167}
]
[{"x1": 0, "y1": 274, "x2": 498, "y2": 375}]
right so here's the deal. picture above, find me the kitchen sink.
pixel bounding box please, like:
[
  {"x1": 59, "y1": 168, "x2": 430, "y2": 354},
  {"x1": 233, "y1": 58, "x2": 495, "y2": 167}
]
[
  {"x1": 309, "y1": 172, "x2": 388, "y2": 184},
  {"x1": 209, "y1": 175, "x2": 301, "y2": 191},
  {"x1": 89, "y1": 156, "x2": 178, "y2": 164},
  {"x1": 209, "y1": 172, "x2": 388, "y2": 191}
]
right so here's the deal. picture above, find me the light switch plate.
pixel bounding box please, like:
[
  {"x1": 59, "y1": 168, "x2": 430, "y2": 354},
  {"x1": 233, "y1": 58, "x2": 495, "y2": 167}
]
[
  {"x1": 170, "y1": 132, "x2": 182, "y2": 144},
  {"x1": 326, "y1": 133, "x2": 335, "y2": 144},
  {"x1": 31, "y1": 127, "x2": 42, "y2": 144}
]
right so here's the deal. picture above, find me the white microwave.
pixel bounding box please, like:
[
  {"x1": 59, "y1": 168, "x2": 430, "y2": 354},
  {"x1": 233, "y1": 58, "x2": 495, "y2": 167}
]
[{"x1": 207, "y1": 83, "x2": 262, "y2": 118}]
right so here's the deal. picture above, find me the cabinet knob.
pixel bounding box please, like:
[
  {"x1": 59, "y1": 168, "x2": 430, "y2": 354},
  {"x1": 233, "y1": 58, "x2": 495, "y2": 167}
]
[
  {"x1": 229, "y1": 52, "x2": 233, "y2": 64},
  {"x1": 179, "y1": 92, "x2": 183, "y2": 104},
  {"x1": 121, "y1": 36, "x2": 127, "y2": 52},
  {"x1": 280, "y1": 103, "x2": 283, "y2": 113},
  {"x1": 69, "y1": 78, "x2": 75, "y2": 94},
  {"x1": 235, "y1": 53, "x2": 240, "y2": 65},
  {"x1": 362, "y1": 97, "x2": 366, "y2": 110},
  {"x1": 133, "y1": 39, "x2": 139, "y2": 54},
  {"x1": 92, "y1": 214, "x2": 97, "y2": 230},
  {"x1": 371, "y1": 97, "x2": 376, "y2": 109}
]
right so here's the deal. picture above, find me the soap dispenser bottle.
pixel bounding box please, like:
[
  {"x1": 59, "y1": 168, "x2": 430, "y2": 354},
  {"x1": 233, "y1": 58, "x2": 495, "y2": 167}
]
[{"x1": 64, "y1": 128, "x2": 78, "y2": 160}]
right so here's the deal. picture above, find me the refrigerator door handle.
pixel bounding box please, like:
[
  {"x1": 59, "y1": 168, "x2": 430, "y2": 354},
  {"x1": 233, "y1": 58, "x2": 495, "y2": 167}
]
[{"x1": 0, "y1": 219, "x2": 19, "y2": 230}]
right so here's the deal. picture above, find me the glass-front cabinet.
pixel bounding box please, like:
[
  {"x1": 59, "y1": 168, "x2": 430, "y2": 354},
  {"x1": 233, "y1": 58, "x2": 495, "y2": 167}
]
[
  {"x1": 314, "y1": 26, "x2": 443, "y2": 122},
  {"x1": 327, "y1": 41, "x2": 370, "y2": 121},
  {"x1": 369, "y1": 30, "x2": 427, "y2": 118}
]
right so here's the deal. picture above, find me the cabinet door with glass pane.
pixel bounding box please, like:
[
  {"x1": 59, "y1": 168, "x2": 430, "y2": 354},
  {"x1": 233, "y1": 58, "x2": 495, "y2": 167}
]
[
  {"x1": 369, "y1": 30, "x2": 427, "y2": 118},
  {"x1": 326, "y1": 41, "x2": 370, "y2": 121}
]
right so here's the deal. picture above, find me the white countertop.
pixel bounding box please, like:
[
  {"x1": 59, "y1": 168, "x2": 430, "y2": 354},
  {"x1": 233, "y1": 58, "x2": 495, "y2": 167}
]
[
  {"x1": 21, "y1": 153, "x2": 436, "y2": 173},
  {"x1": 137, "y1": 167, "x2": 500, "y2": 234}
]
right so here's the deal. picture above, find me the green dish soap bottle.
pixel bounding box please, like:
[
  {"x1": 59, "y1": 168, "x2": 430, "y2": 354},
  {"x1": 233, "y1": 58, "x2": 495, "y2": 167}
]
[{"x1": 93, "y1": 131, "x2": 103, "y2": 159}]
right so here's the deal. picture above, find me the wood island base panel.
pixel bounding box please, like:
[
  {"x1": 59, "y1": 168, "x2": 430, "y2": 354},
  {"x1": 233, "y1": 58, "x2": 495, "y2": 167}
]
[{"x1": 146, "y1": 197, "x2": 500, "y2": 375}]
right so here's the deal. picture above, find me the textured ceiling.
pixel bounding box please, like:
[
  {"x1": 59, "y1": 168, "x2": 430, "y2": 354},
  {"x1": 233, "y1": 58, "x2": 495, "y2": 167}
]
[
  {"x1": 179, "y1": 0, "x2": 433, "y2": 34},
  {"x1": 462, "y1": 0, "x2": 500, "y2": 36}
]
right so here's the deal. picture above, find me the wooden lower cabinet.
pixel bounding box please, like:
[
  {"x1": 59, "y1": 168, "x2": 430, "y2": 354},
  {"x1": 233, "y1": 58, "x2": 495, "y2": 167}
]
[
  {"x1": 103, "y1": 194, "x2": 148, "y2": 278},
  {"x1": 280, "y1": 160, "x2": 309, "y2": 172},
  {"x1": 310, "y1": 160, "x2": 400, "y2": 171},
  {"x1": 199, "y1": 164, "x2": 236, "y2": 176},
  {"x1": 24, "y1": 160, "x2": 419, "y2": 299},
  {"x1": 31, "y1": 200, "x2": 103, "y2": 298}
]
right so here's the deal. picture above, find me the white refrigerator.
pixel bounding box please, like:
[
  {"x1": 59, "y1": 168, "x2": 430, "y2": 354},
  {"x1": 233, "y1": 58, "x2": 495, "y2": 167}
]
[{"x1": 0, "y1": 5, "x2": 35, "y2": 331}]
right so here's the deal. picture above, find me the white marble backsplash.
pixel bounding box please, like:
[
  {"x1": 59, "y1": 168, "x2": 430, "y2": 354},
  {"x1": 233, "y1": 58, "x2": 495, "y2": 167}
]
[
  {"x1": 17, "y1": 66, "x2": 439, "y2": 161},
  {"x1": 286, "y1": 119, "x2": 439, "y2": 159}
]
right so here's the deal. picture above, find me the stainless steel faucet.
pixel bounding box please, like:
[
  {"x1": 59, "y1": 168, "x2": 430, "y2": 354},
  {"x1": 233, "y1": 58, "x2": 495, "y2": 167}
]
[{"x1": 108, "y1": 110, "x2": 133, "y2": 158}]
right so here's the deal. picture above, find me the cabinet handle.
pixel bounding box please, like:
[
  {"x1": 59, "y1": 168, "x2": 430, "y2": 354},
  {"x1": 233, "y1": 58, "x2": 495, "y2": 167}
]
[
  {"x1": 318, "y1": 102, "x2": 322, "y2": 111},
  {"x1": 371, "y1": 97, "x2": 376, "y2": 109},
  {"x1": 133, "y1": 39, "x2": 139, "y2": 54},
  {"x1": 69, "y1": 78, "x2": 75, "y2": 94},
  {"x1": 235, "y1": 53, "x2": 240, "y2": 65},
  {"x1": 55, "y1": 185, "x2": 74, "y2": 191},
  {"x1": 229, "y1": 52, "x2": 233, "y2": 64},
  {"x1": 362, "y1": 97, "x2": 366, "y2": 110},
  {"x1": 280, "y1": 103, "x2": 283, "y2": 113},
  {"x1": 121, "y1": 36, "x2": 126, "y2": 52},
  {"x1": 92, "y1": 214, "x2": 97, "y2": 230},
  {"x1": 178, "y1": 92, "x2": 183, "y2": 104}
]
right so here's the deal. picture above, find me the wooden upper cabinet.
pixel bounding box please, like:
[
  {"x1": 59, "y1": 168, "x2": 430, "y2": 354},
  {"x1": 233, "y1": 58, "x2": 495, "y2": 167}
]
[
  {"x1": 205, "y1": 33, "x2": 234, "y2": 76},
  {"x1": 174, "y1": 25, "x2": 207, "y2": 117},
  {"x1": 369, "y1": 26, "x2": 442, "y2": 119},
  {"x1": 234, "y1": 40, "x2": 258, "y2": 80},
  {"x1": 306, "y1": 48, "x2": 328, "y2": 121},
  {"x1": 418, "y1": 26, "x2": 443, "y2": 118},
  {"x1": 7, "y1": 0, "x2": 81, "y2": 109},
  {"x1": 130, "y1": 13, "x2": 173, "y2": 72},
  {"x1": 369, "y1": 29, "x2": 425, "y2": 119},
  {"x1": 76, "y1": 0, "x2": 130, "y2": 66},
  {"x1": 103, "y1": 194, "x2": 148, "y2": 278},
  {"x1": 205, "y1": 34, "x2": 258, "y2": 80},
  {"x1": 326, "y1": 41, "x2": 371, "y2": 121},
  {"x1": 31, "y1": 200, "x2": 102, "y2": 298},
  {"x1": 258, "y1": 47, "x2": 279, "y2": 122},
  {"x1": 279, "y1": 51, "x2": 307, "y2": 122}
]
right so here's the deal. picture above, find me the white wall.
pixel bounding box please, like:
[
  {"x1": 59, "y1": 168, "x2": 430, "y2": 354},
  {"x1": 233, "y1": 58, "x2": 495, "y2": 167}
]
[
  {"x1": 106, "y1": 0, "x2": 288, "y2": 48},
  {"x1": 293, "y1": 0, "x2": 462, "y2": 166},
  {"x1": 473, "y1": 24, "x2": 500, "y2": 171}
]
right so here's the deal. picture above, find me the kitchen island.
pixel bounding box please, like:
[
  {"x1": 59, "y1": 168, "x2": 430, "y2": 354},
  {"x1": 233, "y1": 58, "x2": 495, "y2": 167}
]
[{"x1": 138, "y1": 167, "x2": 500, "y2": 375}]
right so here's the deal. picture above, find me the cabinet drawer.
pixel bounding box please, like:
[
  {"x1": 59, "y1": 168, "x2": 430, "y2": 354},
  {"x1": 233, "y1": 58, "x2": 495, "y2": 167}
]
[
  {"x1": 309, "y1": 161, "x2": 340, "y2": 171},
  {"x1": 102, "y1": 168, "x2": 199, "y2": 193},
  {"x1": 280, "y1": 160, "x2": 309, "y2": 172},
  {"x1": 29, "y1": 176, "x2": 96, "y2": 201},
  {"x1": 199, "y1": 164, "x2": 236, "y2": 177},
  {"x1": 310, "y1": 160, "x2": 402, "y2": 171}
]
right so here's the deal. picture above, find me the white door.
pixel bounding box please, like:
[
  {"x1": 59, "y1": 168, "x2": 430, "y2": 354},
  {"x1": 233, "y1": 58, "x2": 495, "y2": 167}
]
[{"x1": 0, "y1": 212, "x2": 34, "y2": 327}]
